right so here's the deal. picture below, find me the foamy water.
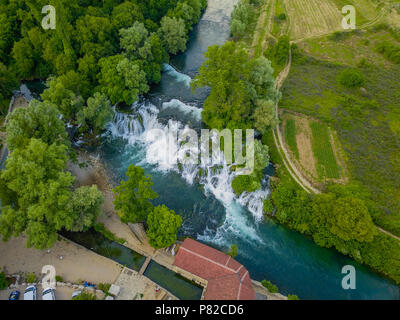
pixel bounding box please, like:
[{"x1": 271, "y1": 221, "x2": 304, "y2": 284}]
[{"x1": 107, "y1": 97, "x2": 267, "y2": 246}]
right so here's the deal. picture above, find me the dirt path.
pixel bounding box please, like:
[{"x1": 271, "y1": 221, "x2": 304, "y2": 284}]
[
  {"x1": 251, "y1": 0, "x2": 277, "y2": 57},
  {"x1": 272, "y1": 45, "x2": 321, "y2": 194}
]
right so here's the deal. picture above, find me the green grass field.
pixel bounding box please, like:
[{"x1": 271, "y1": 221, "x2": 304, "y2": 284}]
[
  {"x1": 310, "y1": 121, "x2": 340, "y2": 179},
  {"x1": 254, "y1": 0, "x2": 273, "y2": 57},
  {"x1": 281, "y1": 43, "x2": 400, "y2": 235},
  {"x1": 299, "y1": 28, "x2": 400, "y2": 68},
  {"x1": 271, "y1": 0, "x2": 288, "y2": 37},
  {"x1": 284, "y1": 118, "x2": 299, "y2": 159},
  {"x1": 331, "y1": 0, "x2": 379, "y2": 26}
]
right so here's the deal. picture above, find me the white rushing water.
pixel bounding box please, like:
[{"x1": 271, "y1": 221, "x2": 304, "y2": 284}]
[
  {"x1": 107, "y1": 98, "x2": 267, "y2": 245},
  {"x1": 162, "y1": 99, "x2": 202, "y2": 122},
  {"x1": 163, "y1": 64, "x2": 192, "y2": 87}
]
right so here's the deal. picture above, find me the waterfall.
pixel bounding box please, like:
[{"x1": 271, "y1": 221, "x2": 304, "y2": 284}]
[
  {"x1": 162, "y1": 99, "x2": 202, "y2": 122},
  {"x1": 106, "y1": 100, "x2": 267, "y2": 244},
  {"x1": 163, "y1": 64, "x2": 192, "y2": 87}
]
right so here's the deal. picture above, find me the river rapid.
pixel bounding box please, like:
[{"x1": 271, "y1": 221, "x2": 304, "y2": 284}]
[{"x1": 99, "y1": 0, "x2": 399, "y2": 299}]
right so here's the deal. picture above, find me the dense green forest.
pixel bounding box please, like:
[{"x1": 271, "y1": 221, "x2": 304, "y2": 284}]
[
  {"x1": 0, "y1": 0, "x2": 205, "y2": 249},
  {"x1": 0, "y1": 0, "x2": 206, "y2": 117}
]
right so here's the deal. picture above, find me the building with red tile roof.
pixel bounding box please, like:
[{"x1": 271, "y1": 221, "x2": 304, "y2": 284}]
[{"x1": 173, "y1": 238, "x2": 255, "y2": 300}]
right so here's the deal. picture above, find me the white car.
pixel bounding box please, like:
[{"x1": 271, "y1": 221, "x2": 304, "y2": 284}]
[
  {"x1": 24, "y1": 285, "x2": 37, "y2": 300},
  {"x1": 42, "y1": 287, "x2": 56, "y2": 300}
]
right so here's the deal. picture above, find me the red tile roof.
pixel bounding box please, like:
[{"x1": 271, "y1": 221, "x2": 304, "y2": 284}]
[{"x1": 173, "y1": 238, "x2": 255, "y2": 300}]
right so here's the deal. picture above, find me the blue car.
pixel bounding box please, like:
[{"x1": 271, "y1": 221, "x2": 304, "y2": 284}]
[{"x1": 9, "y1": 290, "x2": 20, "y2": 300}]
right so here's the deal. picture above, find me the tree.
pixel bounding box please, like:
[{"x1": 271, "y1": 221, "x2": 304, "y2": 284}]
[
  {"x1": 6, "y1": 99, "x2": 69, "y2": 151},
  {"x1": 146, "y1": 205, "x2": 182, "y2": 249},
  {"x1": 253, "y1": 99, "x2": 277, "y2": 134},
  {"x1": 77, "y1": 92, "x2": 113, "y2": 135},
  {"x1": 41, "y1": 75, "x2": 85, "y2": 120},
  {"x1": 261, "y1": 280, "x2": 279, "y2": 293},
  {"x1": 193, "y1": 41, "x2": 279, "y2": 130},
  {"x1": 119, "y1": 22, "x2": 150, "y2": 60},
  {"x1": 230, "y1": 0, "x2": 251, "y2": 38},
  {"x1": 119, "y1": 23, "x2": 167, "y2": 84},
  {"x1": 266, "y1": 36, "x2": 290, "y2": 66},
  {"x1": 170, "y1": 0, "x2": 203, "y2": 31},
  {"x1": 232, "y1": 140, "x2": 270, "y2": 195},
  {"x1": 11, "y1": 37, "x2": 36, "y2": 78},
  {"x1": 0, "y1": 138, "x2": 103, "y2": 249},
  {"x1": 330, "y1": 197, "x2": 376, "y2": 242},
  {"x1": 97, "y1": 55, "x2": 149, "y2": 105},
  {"x1": 228, "y1": 244, "x2": 238, "y2": 258},
  {"x1": 0, "y1": 139, "x2": 73, "y2": 249},
  {"x1": 0, "y1": 62, "x2": 18, "y2": 115},
  {"x1": 111, "y1": 2, "x2": 144, "y2": 30},
  {"x1": 159, "y1": 16, "x2": 187, "y2": 55},
  {"x1": 78, "y1": 54, "x2": 99, "y2": 85},
  {"x1": 113, "y1": 165, "x2": 158, "y2": 224},
  {"x1": 67, "y1": 186, "x2": 104, "y2": 232},
  {"x1": 75, "y1": 15, "x2": 116, "y2": 59}
]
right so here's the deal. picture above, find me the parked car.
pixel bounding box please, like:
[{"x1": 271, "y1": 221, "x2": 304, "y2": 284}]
[
  {"x1": 72, "y1": 290, "x2": 82, "y2": 299},
  {"x1": 42, "y1": 288, "x2": 56, "y2": 300},
  {"x1": 24, "y1": 285, "x2": 37, "y2": 300},
  {"x1": 8, "y1": 290, "x2": 20, "y2": 300}
]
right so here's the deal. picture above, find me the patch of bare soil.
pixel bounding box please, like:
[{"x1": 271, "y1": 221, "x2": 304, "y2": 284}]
[
  {"x1": 295, "y1": 117, "x2": 318, "y2": 179},
  {"x1": 0, "y1": 236, "x2": 121, "y2": 285}
]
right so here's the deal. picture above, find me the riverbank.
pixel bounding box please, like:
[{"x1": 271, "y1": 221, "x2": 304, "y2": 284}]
[{"x1": 66, "y1": 149, "x2": 288, "y2": 300}]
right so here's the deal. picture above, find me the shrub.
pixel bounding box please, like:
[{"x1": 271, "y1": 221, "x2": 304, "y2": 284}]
[
  {"x1": 72, "y1": 291, "x2": 97, "y2": 300},
  {"x1": 98, "y1": 283, "x2": 111, "y2": 295},
  {"x1": 263, "y1": 198, "x2": 274, "y2": 215},
  {"x1": 277, "y1": 13, "x2": 286, "y2": 20},
  {"x1": 228, "y1": 244, "x2": 238, "y2": 258},
  {"x1": 261, "y1": 279, "x2": 279, "y2": 293},
  {"x1": 25, "y1": 273, "x2": 36, "y2": 283},
  {"x1": 337, "y1": 69, "x2": 365, "y2": 88},
  {"x1": 266, "y1": 35, "x2": 290, "y2": 66},
  {"x1": 232, "y1": 175, "x2": 261, "y2": 196},
  {"x1": 376, "y1": 41, "x2": 400, "y2": 64},
  {"x1": 288, "y1": 294, "x2": 300, "y2": 300},
  {"x1": 0, "y1": 271, "x2": 10, "y2": 289}
]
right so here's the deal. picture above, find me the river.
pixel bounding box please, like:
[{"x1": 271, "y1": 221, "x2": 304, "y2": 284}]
[{"x1": 99, "y1": 0, "x2": 399, "y2": 299}]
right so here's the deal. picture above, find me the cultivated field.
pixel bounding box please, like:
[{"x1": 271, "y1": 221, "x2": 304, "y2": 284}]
[
  {"x1": 283, "y1": 0, "x2": 381, "y2": 41},
  {"x1": 283, "y1": 0, "x2": 343, "y2": 40},
  {"x1": 281, "y1": 112, "x2": 344, "y2": 186}
]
